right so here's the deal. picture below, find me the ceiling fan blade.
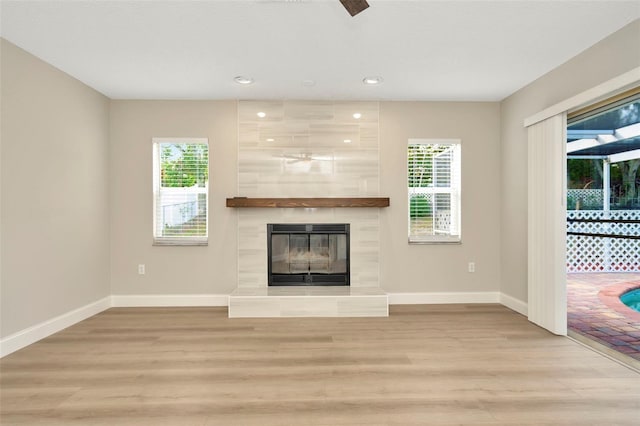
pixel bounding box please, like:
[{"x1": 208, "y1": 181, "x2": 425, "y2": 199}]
[{"x1": 340, "y1": 0, "x2": 369, "y2": 17}]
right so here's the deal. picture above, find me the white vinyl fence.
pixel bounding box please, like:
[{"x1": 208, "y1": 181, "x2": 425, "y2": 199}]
[
  {"x1": 159, "y1": 186, "x2": 206, "y2": 227},
  {"x1": 567, "y1": 188, "x2": 603, "y2": 210},
  {"x1": 567, "y1": 210, "x2": 640, "y2": 272}
]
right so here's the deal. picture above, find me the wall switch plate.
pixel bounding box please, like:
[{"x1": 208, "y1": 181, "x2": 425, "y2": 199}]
[
  {"x1": 138, "y1": 264, "x2": 145, "y2": 275},
  {"x1": 468, "y1": 262, "x2": 475, "y2": 273}
]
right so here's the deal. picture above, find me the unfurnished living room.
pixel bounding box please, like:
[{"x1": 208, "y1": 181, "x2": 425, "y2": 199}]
[{"x1": 1, "y1": 1, "x2": 640, "y2": 425}]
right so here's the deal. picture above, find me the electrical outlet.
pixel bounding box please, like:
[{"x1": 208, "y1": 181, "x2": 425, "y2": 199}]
[
  {"x1": 138, "y1": 264, "x2": 145, "y2": 275},
  {"x1": 468, "y1": 262, "x2": 475, "y2": 273}
]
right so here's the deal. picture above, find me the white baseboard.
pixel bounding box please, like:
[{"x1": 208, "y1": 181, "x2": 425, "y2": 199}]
[
  {"x1": 388, "y1": 291, "x2": 500, "y2": 305},
  {"x1": 111, "y1": 294, "x2": 229, "y2": 307},
  {"x1": 1, "y1": 291, "x2": 528, "y2": 358},
  {"x1": 499, "y1": 293, "x2": 528, "y2": 316},
  {"x1": 0, "y1": 296, "x2": 111, "y2": 358}
]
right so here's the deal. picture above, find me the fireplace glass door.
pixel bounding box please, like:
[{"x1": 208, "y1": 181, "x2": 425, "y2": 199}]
[{"x1": 268, "y1": 224, "x2": 349, "y2": 286}]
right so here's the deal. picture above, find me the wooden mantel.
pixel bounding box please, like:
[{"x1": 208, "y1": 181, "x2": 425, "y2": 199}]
[{"x1": 226, "y1": 197, "x2": 390, "y2": 208}]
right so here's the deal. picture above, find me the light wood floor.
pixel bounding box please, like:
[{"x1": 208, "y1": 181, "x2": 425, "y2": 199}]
[{"x1": 1, "y1": 304, "x2": 639, "y2": 425}]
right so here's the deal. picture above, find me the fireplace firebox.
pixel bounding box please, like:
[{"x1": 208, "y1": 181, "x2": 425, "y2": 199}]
[{"x1": 267, "y1": 224, "x2": 350, "y2": 286}]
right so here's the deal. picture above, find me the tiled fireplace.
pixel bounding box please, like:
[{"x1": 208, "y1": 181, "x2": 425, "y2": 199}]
[{"x1": 228, "y1": 100, "x2": 388, "y2": 317}]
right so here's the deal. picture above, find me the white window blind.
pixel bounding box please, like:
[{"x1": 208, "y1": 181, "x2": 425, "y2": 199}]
[
  {"x1": 152, "y1": 138, "x2": 209, "y2": 245},
  {"x1": 408, "y1": 140, "x2": 461, "y2": 243}
]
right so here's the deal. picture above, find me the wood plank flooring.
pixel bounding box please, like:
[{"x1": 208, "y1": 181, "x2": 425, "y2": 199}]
[{"x1": 1, "y1": 304, "x2": 639, "y2": 425}]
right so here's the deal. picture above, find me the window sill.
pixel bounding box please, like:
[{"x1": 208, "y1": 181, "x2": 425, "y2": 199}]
[
  {"x1": 153, "y1": 239, "x2": 208, "y2": 247},
  {"x1": 408, "y1": 239, "x2": 462, "y2": 245}
]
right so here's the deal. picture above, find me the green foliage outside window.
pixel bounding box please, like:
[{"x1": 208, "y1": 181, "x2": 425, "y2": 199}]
[
  {"x1": 410, "y1": 195, "x2": 432, "y2": 218},
  {"x1": 161, "y1": 144, "x2": 208, "y2": 188},
  {"x1": 408, "y1": 144, "x2": 449, "y2": 188}
]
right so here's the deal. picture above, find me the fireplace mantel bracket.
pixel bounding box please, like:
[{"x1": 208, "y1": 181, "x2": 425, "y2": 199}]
[{"x1": 226, "y1": 197, "x2": 390, "y2": 208}]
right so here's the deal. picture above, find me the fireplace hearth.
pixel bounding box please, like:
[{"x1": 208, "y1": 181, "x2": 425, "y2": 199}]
[{"x1": 268, "y1": 223, "x2": 350, "y2": 286}]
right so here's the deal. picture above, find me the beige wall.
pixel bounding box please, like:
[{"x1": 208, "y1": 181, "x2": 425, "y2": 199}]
[
  {"x1": 500, "y1": 20, "x2": 640, "y2": 303},
  {"x1": 1, "y1": 40, "x2": 110, "y2": 337},
  {"x1": 109, "y1": 101, "x2": 238, "y2": 295},
  {"x1": 380, "y1": 102, "x2": 501, "y2": 292},
  {"x1": 110, "y1": 100, "x2": 501, "y2": 295}
]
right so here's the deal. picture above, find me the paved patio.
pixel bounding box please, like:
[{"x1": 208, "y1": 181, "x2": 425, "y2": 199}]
[{"x1": 567, "y1": 273, "x2": 640, "y2": 362}]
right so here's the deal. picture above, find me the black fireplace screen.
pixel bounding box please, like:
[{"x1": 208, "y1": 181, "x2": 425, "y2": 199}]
[{"x1": 267, "y1": 224, "x2": 350, "y2": 286}]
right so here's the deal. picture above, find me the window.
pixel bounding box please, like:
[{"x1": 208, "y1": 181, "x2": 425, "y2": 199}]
[
  {"x1": 408, "y1": 139, "x2": 461, "y2": 243},
  {"x1": 152, "y1": 138, "x2": 209, "y2": 245}
]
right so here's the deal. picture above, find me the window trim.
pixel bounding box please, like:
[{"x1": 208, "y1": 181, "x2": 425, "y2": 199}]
[
  {"x1": 407, "y1": 138, "x2": 462, "y2": 244},
  {"x1": 152, "y1": 137, "x2": 209, "y2": 246}
]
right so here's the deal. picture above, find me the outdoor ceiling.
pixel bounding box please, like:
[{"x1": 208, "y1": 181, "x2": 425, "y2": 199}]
[
  {"x1": 1, "y1": 0, "x2": 639, "y2": 101},
  {"x1": 568, "y1": 137, "x2": 640, "y2": 157},
  {"x1": 568, "y1": 97, "x2": 640, "y2": 158}
]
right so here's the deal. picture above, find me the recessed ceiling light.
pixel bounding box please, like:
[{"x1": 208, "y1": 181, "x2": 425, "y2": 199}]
[
  {"x1": 301, "y1": 79, "x2": 316, "y2": 87},
  {"x1": 343, "y1": 139, "x2": 352, "y2": 144},
  {"x1": 234, "y1": 76, "x2": 254, "y2": 85},
  {"x1": 353, "y1": 113, "x2": 362, "y2": 119},
  {"x1": 363, "y1": 76, "x2": 383, "y2": 85},
  {"x1": 266, "y1": 138, "x2": 275, "y2": 142},
  {"x1": 257, "y1": 112, "x2": 266, "y2": 118}
]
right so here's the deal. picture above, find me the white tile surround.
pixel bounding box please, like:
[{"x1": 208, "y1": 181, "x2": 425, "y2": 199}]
[
  {"x1": 237, "y1": 208, "x2": 380, "y2": 288},
  {"x1": 231, "y1": 100, "x2": 387, "y2": 317}
]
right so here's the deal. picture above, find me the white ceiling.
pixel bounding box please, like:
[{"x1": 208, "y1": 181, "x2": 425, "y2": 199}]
[{"x1": 1, "y1": 0, "x2": 639, "y2": 101}]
